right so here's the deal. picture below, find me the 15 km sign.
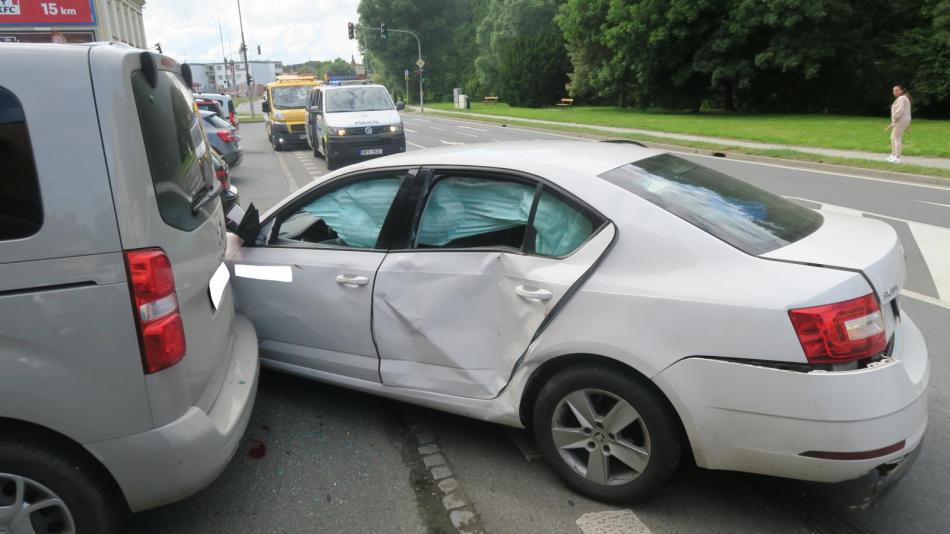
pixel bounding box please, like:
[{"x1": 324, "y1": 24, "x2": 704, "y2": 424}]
[{"x1": 0, "y1": 1, "x2": 96, "y2": 26}]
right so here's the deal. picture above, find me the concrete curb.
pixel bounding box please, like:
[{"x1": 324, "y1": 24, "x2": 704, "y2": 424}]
[{"x1": 412, "y1": 108, "x2": 949, "y2": 188}]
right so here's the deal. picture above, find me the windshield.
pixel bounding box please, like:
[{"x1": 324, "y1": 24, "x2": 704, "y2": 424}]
[
  {"x1": 271, "y1": 86, "x2": 312, "y2": 109},
  {"x1": 599, "y1": 154, "x2": 822, "y2": 255},
  {"x1": 325, "y1": 87, "x2": 394, "y2": 113}
]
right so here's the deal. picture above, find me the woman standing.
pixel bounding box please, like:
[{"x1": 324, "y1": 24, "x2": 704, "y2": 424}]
[{"x1": 885, "y1": 84, "x2": 912, "y2": 163}]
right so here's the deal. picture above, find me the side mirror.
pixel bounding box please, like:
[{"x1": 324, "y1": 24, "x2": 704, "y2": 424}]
[
  {"x1": 261, "y1": 101, "x2": 270, "y2": 113},
  {"x1": 226, "y1": 203, "x2": 260, "y2": 244},
  {"x1": 395, "y1": 101, "x2": 405, "y2": 111}
]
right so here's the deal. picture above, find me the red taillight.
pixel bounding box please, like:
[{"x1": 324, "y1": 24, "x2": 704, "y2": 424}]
[
  {"x1": 124, "y1": 249, "x2": 186, "y2": 374},
  {"x1": 217, "y1": 130, "x2": 237, "y2": 143},
  {"x1": 230, "y1": 112, "x2": 238, "y2": 127},
  {"x1": 788, "y1": 293, "x2": 887, "y2": 365}
]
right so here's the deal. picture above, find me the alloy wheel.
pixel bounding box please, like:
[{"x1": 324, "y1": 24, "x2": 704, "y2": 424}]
[
  {"x1": 550, "y1": 389, "x2": 652, "y2": 486},
  {"x1": 0, "y1": 474, "x2": 75, "y2": 534}
]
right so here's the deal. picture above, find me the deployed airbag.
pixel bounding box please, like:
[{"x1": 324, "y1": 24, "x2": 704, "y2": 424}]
[
  {"x1": 417, "y1": 178, "x2": 534, "y2": 247},
  {"x1": 533, "y1": 191, "x2": 593, "y2": 256},
  {"x1": 300, "y1": 178, "x2": 401, "y2": 248}
]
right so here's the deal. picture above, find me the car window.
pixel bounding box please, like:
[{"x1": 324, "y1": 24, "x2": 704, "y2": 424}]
[
  {"x1": 276, "y1": 175, "x2": 406, "y2": 249},
  {"x1": 271, "y1": 86, "x2": 311, "y2": 109},
  {"x1": 416, "y1": 177, "x2": 535, "y2": 250},
  {"x1": 204, "y1": 113, "x2": 232, "y2": 129},
  {"x1": 325, "y1": 87, "x2": 394, "y2": 113},
  {"x1": 0, "y1": 86, "x2": 42, "y2": 241},
  {"x1": 532, "y1": 190, "x2": 596, "y2": 256},
  {"x1": 132, "y1": 70, "x2": 215, "y2": 232},
  {"x1": 197, "y1": 101, "x2": 222, "y2": 117},
  {"x1": 599, "y1": 154, "x2": 822, "y2": 255}
]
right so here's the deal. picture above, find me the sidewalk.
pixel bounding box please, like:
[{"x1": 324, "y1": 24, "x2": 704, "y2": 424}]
[{"x1": 419, "y1": 108, "x2": 950, "y2": 170}]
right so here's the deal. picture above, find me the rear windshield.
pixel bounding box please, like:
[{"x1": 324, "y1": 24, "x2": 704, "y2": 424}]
[
  {"x1": 204, "y1": 113, "x2": 232, "y2": 130},
  {"x1": 600, "y1": 154, "x2": 822, "y2": 255},
  {"x1": 132, "y1": 70, "x2": 215, "y2": 232},
  {"x1": 197, "y1": 101, "x2": 222, "y2": 117},
  {"x1": 325, "y1": 87, "x2": 394, "y2": 113}
]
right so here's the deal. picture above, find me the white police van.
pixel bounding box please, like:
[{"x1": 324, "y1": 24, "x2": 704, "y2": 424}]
[{"x1": 306, "y1": 82, "x2": 406, "y2": 170}]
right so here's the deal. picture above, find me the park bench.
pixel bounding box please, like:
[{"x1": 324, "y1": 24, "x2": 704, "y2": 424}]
[
  {"x1": 556, "y1": 98, "x2": 574, "y2": 107},
  {"x1": 483, "y1": 96, "x2": 499, "y2": 104}
]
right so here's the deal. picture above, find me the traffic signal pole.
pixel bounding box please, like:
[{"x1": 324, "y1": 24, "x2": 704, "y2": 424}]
[{"x1": 350, "y1": 23, "x2": 424, "y2": 112}]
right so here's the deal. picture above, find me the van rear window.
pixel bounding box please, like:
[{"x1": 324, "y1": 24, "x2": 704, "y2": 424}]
[
  {"x1": 599, "y1": 154, "x2": 822, "y2": 255},
  {"x1": 0, "y1": 87, "x2": 43, "y2": 241},
  {"x1": 132, "y1": 70, "x2": 215, "y2": 232}
]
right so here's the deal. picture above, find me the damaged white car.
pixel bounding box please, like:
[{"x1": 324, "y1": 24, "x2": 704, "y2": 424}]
[{"x1": 226, "y1": 141, "x2": 928, "y2": 503}]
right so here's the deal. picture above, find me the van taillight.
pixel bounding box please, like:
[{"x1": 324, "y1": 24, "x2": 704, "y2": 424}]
[
  {"x1": 230, "y1": 111, "x2": 238, "y2": 127},
  {"x1": 788, "y1": 293, "x2": 887, "y2": 365},
  {"x1": 124, "y1": 249, "x2": 186, "y2": 374}
]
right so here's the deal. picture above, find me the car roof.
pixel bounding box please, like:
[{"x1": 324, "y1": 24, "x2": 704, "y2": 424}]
[
  {"x1": 351, "y1": 140, "x2": 663, "y2": 179},
  {"x1": 321, "y1": 84, "x2": 386, "y2": 92}
]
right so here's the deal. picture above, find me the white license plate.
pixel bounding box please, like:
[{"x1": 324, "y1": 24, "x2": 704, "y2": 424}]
[
  {"x1": 360, "y1": 148, "x2": 383, "y2": 156},
  {"x1": 209, "y1": 262, "x2": 230, "y2": 311}
]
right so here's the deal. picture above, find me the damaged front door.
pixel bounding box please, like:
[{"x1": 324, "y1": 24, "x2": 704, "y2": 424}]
[
  {"x1": 373, "y1": 172, "x2": 614, "y2": 399},
  {"x1": 229, "y1": 172, "x2": 411, "y2": 382}
]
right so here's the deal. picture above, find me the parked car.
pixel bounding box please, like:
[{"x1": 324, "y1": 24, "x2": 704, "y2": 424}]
[
  {"x1": 196, "y1": 98, "x2": 224, "y2": 120},
  {"x1": 201, "y1": 109, "x2": 242, "y2": 168},
  {"x1": 0, "y1": 42, "x2": 259, "y2": 532},
  {"x1": 226, "y1": 140, "x2": 927, "y2": 504},
  {"x1": 211, "y1": 148, "x2": 240, "y2": 213},
  {"x1": 196, "y1": 91, "x2": 239, "y2": 128},
  {"x1": 305, "y1": 83, "x2": 406, "y2": 170}
]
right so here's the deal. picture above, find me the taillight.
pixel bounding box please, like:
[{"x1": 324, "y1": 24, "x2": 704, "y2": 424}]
[
  {"x1": 788, "y1": 293, "x2": 887, "y2": 364},
  {"x1": 217, "y1": 170, "x2": 230, "y2": 190},
  {"x1": 124, "y1": 249, "x2": 186, "y2": 374},
  {"x1": 230, "y1": 112, "x2": 238, "y2": 127},
  {"x1": 217, "y1": 130, "x2": 237, "y2": 143}
]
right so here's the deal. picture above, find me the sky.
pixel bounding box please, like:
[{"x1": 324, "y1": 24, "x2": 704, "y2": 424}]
[{"x1": 143, "y1": 0, "x2": 363, "y2": 65}]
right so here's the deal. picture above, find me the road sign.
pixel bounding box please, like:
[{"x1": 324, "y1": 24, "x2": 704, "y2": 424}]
[
  {"x1": 0, "y1": 1, "x2": 96, "y2": 26},
  {"x1": 416, "y1": 58, "x2": 425, "y2": 68}
]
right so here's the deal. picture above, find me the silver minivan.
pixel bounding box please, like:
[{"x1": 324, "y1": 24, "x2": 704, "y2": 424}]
[{"x1": 0, "y1": 43, "x2": 259, "y2": 533}]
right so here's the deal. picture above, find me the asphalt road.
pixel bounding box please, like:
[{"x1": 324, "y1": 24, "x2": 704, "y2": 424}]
[{"x1": 133, "y1": 115, "x2": 950, "y2": 534}]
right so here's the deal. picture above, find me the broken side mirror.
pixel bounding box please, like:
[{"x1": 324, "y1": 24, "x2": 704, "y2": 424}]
[{"x1": 226, "y1": 203, "x2": 260, "y2": 244}]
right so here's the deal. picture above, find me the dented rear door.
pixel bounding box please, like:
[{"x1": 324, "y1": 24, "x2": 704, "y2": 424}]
[{"x1": 373, "y1": 172, "x2": 614, "y2": 399}]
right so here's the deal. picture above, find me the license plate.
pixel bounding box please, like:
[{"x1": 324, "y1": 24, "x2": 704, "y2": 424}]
[{"x1": 360, "y1": 148, "x2": 383, "y2": 156}]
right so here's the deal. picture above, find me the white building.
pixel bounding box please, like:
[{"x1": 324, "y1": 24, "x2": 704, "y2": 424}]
[
  {"x1": 190, "y1": 61, "x2": 284, "y2": 95},
  {"x1": 0, "y1": 0, "x2": 146, "y2": 48}
]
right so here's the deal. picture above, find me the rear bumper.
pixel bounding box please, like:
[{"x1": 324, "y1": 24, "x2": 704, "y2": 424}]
[
  {"x1": 655, "y1": 314, "x2": 929, "y2": 484},
  {"x1": 85, "y1": 314, "x2": 259, "y2": 512},
  {"x1": 327, "y1": 133, "x2": 406, "y2": 161}
]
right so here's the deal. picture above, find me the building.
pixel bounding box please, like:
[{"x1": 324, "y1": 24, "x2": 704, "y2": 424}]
[
  {"x1": 0, "y1": 1, "x2": 146, "y2": 48},
  {"x1": 188, "y1": 61, "x2": 284, "y2": 96}
]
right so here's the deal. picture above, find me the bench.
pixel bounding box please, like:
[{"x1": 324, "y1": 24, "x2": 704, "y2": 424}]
[
  {"x1": 483, "y1": 96, "x2": 499, "y2": 105},
  {"x1": 556, "y1": 98, "x2": 574, "y2": 107}
]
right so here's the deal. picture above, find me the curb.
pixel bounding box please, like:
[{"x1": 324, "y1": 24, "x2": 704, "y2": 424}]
[{"x1": 413, "y1": 109, "x2": 949, "y2": 188}]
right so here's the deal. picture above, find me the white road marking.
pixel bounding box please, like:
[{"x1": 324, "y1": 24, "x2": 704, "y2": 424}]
[
  {"x1": 274, "y1": 151, "x2": 298, "y2": 192},
  {"x1": 407, "y1": 140, "x2": 426, "y2": 149},
  {"x1": 491, "y1": 138, "x2": 501, "y2": 142},
  {"x1": 455, "y1": 131, "x2": 480, "y2": 138},
  {"x1": 429, "y1": 126, "x2": 446, "y2": 131},
  {"x1": 907, "y1": 221, "x2": 950, "y2": 300},
  {"x1": 458, "y1": 125, "x2": 488, "y2": 132},
  {"x1": 576, "y1": 510, "x2": 652, "y2": 534},
  {"x1": 440, "y1": 140, "x2": 465, "y2": 146},
  {"x1": 901, "y1": 289, "x2": 950, "y2": 310},
  {"x1": 404, "y1": 128, "x2": 417, "y2": 133},
  {"x1": 917, "y1": 200, "x2": 950, "y2": 208}
]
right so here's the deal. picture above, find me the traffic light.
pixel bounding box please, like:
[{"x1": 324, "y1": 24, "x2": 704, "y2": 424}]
[
  {"x1": 257, "y1": 45, "x2": 261, "y2": 55},
  {"x1": 380, "y1": 23, "x2": 387, "y2": 40},
  {"x1": 347, "y1": 22, "x2": 355, "y2": 40}
]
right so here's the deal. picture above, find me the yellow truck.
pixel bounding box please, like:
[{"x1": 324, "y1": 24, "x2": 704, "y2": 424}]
[{"x1": 262, "y1": 75, "x2": 321, "y2": 151}]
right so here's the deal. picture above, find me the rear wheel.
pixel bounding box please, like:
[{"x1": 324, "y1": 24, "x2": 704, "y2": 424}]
[
  {"x1": 0, "y1": 438, "x2": 123, "y2": 534},
  {"x1": 532, "y1": 366, "x2": 682, "y2": 503}
]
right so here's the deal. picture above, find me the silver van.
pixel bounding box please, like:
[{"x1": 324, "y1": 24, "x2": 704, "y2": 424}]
[{"x1": 0, "y1": 43, "x2": 259, "y2": 533}]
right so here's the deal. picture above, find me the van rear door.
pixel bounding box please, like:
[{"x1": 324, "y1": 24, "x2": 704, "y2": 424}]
[{"x1": 91, "y1": 48, "x2": 235, "y2": 424}]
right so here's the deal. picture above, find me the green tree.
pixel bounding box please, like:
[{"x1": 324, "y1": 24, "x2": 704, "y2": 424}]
[
  {"x1": 892, "y1": 0, "x2": 950, "y2": 115},
  {"x1": 476, "y1": 0, "x2": 569, "y2": 106}
]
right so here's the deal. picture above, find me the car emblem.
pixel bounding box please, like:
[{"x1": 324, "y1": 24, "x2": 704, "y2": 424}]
[{"x1": 365, "y1": 126, "x2": 373, "y2": 135}]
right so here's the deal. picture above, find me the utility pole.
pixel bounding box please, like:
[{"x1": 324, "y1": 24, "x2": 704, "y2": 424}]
[
  {"x1": 218, "y1": 20, "x2": 232, "y2": 92},
  {"x1": 236, "y1": 0, "x2": 254, "y2": 116},
  {"x1": 351, "y1": 23, "x2": 424, "y2": 111}
]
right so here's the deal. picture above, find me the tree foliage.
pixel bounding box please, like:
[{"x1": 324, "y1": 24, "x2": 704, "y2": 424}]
[{"x1": 285, "y1": 58, "x2": 356, "y2": 79}]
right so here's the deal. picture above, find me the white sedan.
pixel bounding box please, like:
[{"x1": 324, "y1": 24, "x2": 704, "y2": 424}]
[{"x1": 226, "y1": 141, "x2": 928, "y2": 502}]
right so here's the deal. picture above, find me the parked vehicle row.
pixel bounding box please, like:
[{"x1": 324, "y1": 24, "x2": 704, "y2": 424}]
[{"x1": 0, "y1": 42, "x2": 929, "y2": 532}]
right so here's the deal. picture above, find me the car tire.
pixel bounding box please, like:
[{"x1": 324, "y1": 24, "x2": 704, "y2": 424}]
[
  {"x1": 0, "y1": 437, "x2": 124, "y2": 534},
  {"x1": 532, "y1": 365, "x2": 682, "y2": 503}
]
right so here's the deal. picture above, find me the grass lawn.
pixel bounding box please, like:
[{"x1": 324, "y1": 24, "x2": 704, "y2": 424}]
[{"x1": 428, "y1": 102, "x2": 950, "y2": 158}]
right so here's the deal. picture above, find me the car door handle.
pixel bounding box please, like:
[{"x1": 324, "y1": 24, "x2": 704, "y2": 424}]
[
  {"x1": 336, "y1": 274, "x2": 369, "y2": 287},
  {"x1": 515, "y1": 285, "x2": 553, "y2": 301}
]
